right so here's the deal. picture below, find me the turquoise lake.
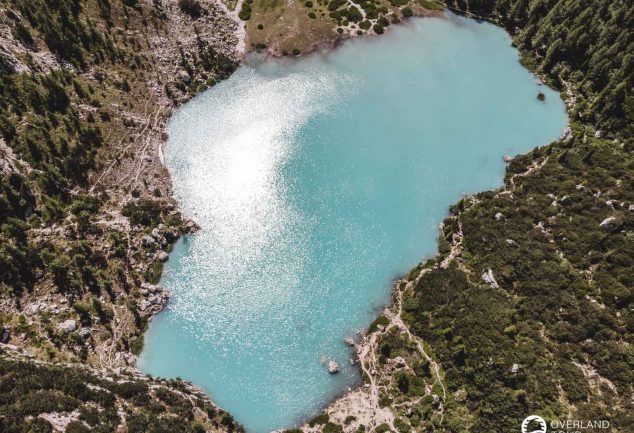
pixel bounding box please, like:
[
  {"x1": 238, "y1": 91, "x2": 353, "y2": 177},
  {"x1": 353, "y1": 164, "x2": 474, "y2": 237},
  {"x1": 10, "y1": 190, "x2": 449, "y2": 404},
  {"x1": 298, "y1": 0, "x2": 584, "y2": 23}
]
[{"x1": 138, "y1": 14, "x2": 567, "y2": 432}]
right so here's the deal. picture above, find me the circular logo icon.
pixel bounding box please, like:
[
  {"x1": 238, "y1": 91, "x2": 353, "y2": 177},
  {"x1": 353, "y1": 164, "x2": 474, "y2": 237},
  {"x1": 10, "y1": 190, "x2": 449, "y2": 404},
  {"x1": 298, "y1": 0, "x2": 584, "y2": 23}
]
[{"x1": 521, "y1": 415, "x2": 547, "y2": 433}]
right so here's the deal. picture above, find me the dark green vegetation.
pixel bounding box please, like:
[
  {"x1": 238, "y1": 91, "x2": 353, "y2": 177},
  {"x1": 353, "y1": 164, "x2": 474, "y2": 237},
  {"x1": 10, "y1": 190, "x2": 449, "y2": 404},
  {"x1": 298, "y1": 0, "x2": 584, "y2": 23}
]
[
  {"x1": 3, "y1": 0, "x2": 161, "y2": 353},
  {"x1": 0, "y1": 0, "x2": 235, "y2": 352},
  {"x1": 239, "y1": 0, "x2": 253, "y2": 21},
  {"x1": 0, "y1": 0, "x2": 238, "y2": 431},
  {"x1": 0, "y1": 350, "x2": 240, "y2": 433},
  {"x1": 404, "y1": 134, "x2": 634, "y2": 431},
  {"x1": 0, "y1": 0, "x2": 233, "y2": 300},
  {"x1": 179, "y1": 0, "x2": 205, "y2": 18}
]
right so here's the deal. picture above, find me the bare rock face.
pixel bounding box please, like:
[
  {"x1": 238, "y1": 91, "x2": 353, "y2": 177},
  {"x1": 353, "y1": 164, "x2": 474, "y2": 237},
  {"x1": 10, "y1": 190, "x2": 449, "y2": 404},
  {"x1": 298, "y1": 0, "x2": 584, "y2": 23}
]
[
  {"x1": 327, "y1": 360, "x2": 340, "y2": 374},
  {"x1": 179, "y1": 70, "x2": 192, "y2": 84},
  {"x1": 561, "y1": 126, "x2": 572, "y2": 142},
  {"x1": 58, "y1": 320, "x2": 77, "y2": 333},
  {"x1": 599, "y1": 216, "x2": 622, "y2": 232},
  {"x1": 142, "y1": 235, "x2": 156, "y2": 247},
  {"x1": 481, "y1": 269, "x2": 500, "y2": 289},
  {"x1": 78, "y1": 328, "x2": 91, "y2": 340},
  {"x1": 392, "y1": 356, "x2": 407, "y2": 368},
  {"x1": 158, "y1": 251, "x2": 169, "y2": 262}
]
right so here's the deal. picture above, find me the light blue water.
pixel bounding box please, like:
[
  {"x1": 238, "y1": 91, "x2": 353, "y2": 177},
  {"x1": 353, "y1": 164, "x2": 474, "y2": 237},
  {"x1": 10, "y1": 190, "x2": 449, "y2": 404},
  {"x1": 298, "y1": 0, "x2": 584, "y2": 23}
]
[{"x1": 139, "y1": 14, "x2": 567, "y2": 432}]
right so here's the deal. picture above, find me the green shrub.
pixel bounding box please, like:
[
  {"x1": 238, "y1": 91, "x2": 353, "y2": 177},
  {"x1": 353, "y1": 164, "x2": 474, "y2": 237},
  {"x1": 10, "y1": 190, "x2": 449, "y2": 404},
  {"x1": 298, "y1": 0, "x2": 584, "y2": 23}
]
[
  {"x1": 375, "y1": 423, "x2": 391, "y2": 433},
  {"x1": 308, "y1": 413, "x2": 329, "y2": 426},
  {"x1": 178, "y1": 0, "x2": 204, "y2": 17},
  {"x1": 323, "y1": 422, "x2": 343, "y2": 433},
  {"x1": 368, "y1": 314, "x2": 389, "y2": 333},
  {"x1": 122, "y1": 199, "x2": 162, "y2": 227},
  {"x1": 238, "y1": 2, "x2": 252, "y2": 20}
]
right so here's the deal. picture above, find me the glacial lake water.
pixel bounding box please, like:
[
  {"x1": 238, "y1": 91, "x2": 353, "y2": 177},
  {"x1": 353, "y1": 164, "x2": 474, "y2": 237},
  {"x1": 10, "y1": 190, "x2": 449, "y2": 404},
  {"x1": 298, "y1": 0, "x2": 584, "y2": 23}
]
[{"x1": 138, "y1": 14, "x2": 567, "y2": 432}]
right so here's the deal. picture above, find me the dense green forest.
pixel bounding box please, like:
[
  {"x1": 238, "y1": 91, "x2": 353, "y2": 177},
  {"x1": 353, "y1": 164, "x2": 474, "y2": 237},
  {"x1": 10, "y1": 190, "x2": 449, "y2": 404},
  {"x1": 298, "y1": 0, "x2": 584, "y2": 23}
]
[
  {"x1": 0, "y1": 350, "x2": 240, "y2": 433},
  {"x1": 401, "y1": 135, "x2": 634, "y2": 432},
  {"x1": 1, "y1": 0, "x2": 157, "y2": 297}
]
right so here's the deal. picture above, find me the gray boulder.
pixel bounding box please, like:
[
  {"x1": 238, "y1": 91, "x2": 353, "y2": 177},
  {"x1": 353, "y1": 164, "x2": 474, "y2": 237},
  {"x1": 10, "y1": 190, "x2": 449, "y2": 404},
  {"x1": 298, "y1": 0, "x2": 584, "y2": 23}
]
[
  {"x1": 561, "y1": 126, "x2": 572, "y2": 142},
  {"x1": 481, "y1": 269, "x2": 500, "y2": 289},
  {"x1": 142, "y1": 235, "x2": 156, "y2": 247},
  {"x1": 58, "y1": 319, "x2": 77, "y2": 333},
  {"x1": 599, "y1": 216, "x2": 622, "y2": 232},
  {"x1": 179, "y1": 70, "x2": 192, "y2": 84}
]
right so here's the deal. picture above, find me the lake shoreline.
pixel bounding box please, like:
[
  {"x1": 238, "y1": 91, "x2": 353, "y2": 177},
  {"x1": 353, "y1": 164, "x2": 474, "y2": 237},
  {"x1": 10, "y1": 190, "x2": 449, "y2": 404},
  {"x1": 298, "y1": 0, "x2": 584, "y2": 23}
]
[
  {"x1": 137, "y1": 12, "x2": 458, "y2": 424},
  {"x1": 259, "y1": 8, "x2": 447, "y2": 60},
  {"x1": 144, "y1": 13, "x2": 568, "y2": 432}
]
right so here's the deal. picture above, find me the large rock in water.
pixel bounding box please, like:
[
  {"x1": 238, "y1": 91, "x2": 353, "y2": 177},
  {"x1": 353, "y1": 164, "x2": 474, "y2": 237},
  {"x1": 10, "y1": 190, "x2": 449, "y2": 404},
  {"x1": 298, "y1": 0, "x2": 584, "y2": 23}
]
[{"x1": 327, "y1": 360, "x2": 340, "y2": 374}]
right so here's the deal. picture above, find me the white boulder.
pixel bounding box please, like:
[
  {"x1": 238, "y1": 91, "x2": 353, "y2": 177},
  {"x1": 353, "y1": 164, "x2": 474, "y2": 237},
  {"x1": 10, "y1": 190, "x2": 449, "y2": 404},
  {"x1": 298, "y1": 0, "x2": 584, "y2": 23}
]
[
  {"x1": 58, "y1": 320, "x2": 77, "y2": 333},
  {"x1": 599, "y1": 216, "x2": 621, "y2": 232},
  {"x1": 481, "y1": 269, "x2": 500, "y2": 289}
]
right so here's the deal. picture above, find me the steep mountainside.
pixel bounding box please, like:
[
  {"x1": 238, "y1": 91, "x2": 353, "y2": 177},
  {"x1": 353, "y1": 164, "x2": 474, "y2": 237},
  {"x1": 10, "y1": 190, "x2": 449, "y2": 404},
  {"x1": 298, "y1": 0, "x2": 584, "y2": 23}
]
[{"x1": 0, "y1": 0, "x2": 241, "y2": 431}]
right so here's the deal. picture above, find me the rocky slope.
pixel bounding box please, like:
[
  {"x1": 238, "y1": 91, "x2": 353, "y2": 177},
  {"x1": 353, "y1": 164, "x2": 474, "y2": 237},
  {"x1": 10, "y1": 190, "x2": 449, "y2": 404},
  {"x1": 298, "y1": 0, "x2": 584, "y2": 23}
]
[{"x1": 0, "y1": 0, "x2": 242, "y2": 431}]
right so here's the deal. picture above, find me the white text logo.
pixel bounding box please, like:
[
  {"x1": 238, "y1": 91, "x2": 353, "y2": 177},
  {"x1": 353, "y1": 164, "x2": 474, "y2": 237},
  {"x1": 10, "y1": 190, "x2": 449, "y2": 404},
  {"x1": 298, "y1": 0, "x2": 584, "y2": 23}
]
[{"x1": 522, "y1": 415, "x2": 548, "y2": 433}]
